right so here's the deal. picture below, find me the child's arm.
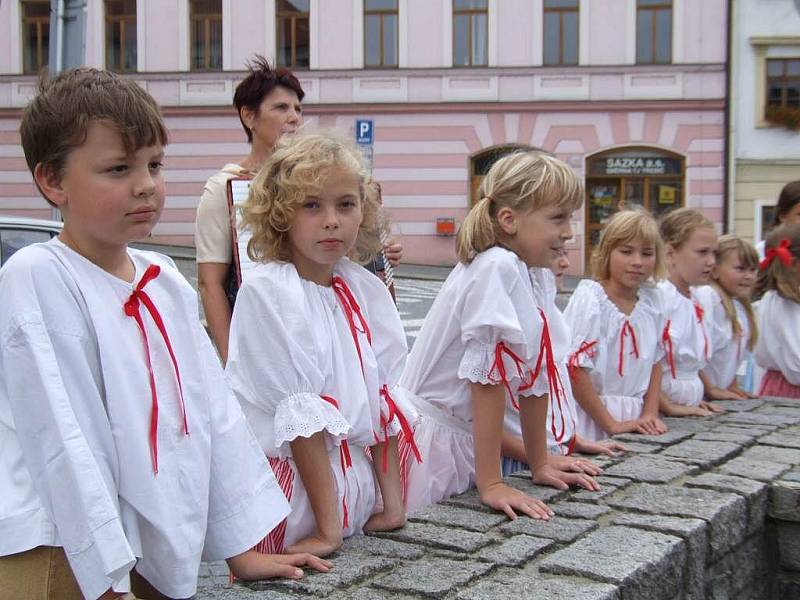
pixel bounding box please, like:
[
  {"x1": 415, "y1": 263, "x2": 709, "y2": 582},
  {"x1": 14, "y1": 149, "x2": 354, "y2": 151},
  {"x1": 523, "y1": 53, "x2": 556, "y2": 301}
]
[
  {"x1": 569, "y1": 367, "x2": 655, "y2": 435},
  {"x1": 364, "y1": 436, "x2": 406, "y2": 532},
  {"x1": 197, "y1": 262, "x2": 233, "y2": 363},
  {"x1": 699, "y1": 370, "x2": 742, "y2": 401},
  {"x1": 227, "y1": 550, "x2": 333, "y2": 580},
  {"x1": 471, "y1": 382, "x2": 552, "y2": 520},
  {"x1": 640, "y1": 365, "x2": 667, "y2": 434},
  {"x1": 518, "y1": 393, "x2": 599, "y2": 491},
  {"x1": 501, "y1": 430, "x2": 528, "y2": 462},
  {"x1": 658, "y1": 392, "x2": 713, "y2": 417},
  {"x1": 286, "y1": 432, "x2": 343, "y2": 556}
]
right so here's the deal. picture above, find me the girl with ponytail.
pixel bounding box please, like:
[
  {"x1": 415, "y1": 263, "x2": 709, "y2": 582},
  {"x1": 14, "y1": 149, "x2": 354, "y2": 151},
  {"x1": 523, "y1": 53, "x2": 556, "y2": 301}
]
[{"x1": 400, "y1": 151, "x2": 598, "y2": 520}]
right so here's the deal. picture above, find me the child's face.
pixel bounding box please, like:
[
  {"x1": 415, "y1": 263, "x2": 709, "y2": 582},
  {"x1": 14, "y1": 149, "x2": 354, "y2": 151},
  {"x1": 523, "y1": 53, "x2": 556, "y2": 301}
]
[
  {"x1": 506, "y1": 204, "x2": 573, "y2": 268},
  {"x1": 288, "y1": 165, "x2": 363, "y2": 284},
  {"x1": 668, "y1": 226, "x2": 717, "y2": 287},
  {"x1": 608, "y1": 237, "x2": 657, "y2": 290},
  {"x1": 714, "y1": 251, "x2": 757, "y2": 300},
  {"x1": 243, "y1": 86, "x2": 303, "y2": 149},
  {"x1": 42, "y1": 121, "x2": 165, "y2": 253}
]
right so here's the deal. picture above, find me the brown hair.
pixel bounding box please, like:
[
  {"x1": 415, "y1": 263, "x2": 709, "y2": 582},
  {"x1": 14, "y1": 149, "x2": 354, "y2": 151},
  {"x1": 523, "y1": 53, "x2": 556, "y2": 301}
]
[
  {"x1": 242, "y1": 132, "x2": 384, "y2": 265},
  {"x1": 773, "y1": 180, "x2": 800, "y2": 227},
  {"x1": 658, "y1": 207, "x2": 715, "y2": 249},
  {"x1": 755, "y1": 223, "x2": 800, "y2": 304},
  {"x1": 234, "y1": 55, "x2": 305, "y2": 143},
  {"x1": 19, "y1": 68, "x2": 168, "y2": 206},
  {"x1": 711, "y1": 234, "x2": 759, "y2": 351},
  {"x1": 456, "y1": 151, "x2": 583, "y2": 263},
  {"x1": 591, "y1": 207, "x2": 666, "y2": 281}
]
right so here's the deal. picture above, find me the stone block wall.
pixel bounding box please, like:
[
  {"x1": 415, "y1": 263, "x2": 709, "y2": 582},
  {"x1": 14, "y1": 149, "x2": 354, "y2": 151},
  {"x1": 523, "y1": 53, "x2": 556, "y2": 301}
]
[{"x1": 196, "y1": 397, "x2": 800, "y2": 600}]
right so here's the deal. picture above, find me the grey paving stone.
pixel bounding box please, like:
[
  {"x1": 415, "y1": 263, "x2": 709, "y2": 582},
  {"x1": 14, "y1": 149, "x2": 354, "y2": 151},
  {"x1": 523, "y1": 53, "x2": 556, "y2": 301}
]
[
  {"x1": 761, "y1": 431, "x2": 800, "y2": 449},
  {"x1": 456, "y1": 571, "x2": 619, "y2": 600},
  {"x1": 506, "y1": 476, "x2": 572, "y2": 502},
  {"x1": 612, "y1": 429, "x2": 694, "y2": 445},
  {"x1": 603, "y1": 454, "x2": 699, "y2": 483},
  {"x1": 692, "y1": 430, "x2": 757, "y2": 444},
  {"x1": 720, "y1": 456, "x2": 791, "y2": 483},
  {"x1": 342, "y1": 533, "x2": 426, "y2": 559},
  {"x1": 611, "y1": 441, "x2": 659, "y2": 454},
  {"x1": 552, "y1": 501, "x2": 612, "y2": 520},
  {"x1": 718, "y1": 411, "x2": 798, "y2": 427},
  {"x1": 740, "y1": 444, "x2": 800, "y2": 466},
  {"x1": 372, "y1": 557, "x2": 492, "y2": 599},
  {"x1": 685, "y1": 473, "x2": 768, "y2": 534},
  {"x1": 331, "y1": 589, "x2": 417, "y2": 600},
  {"x1": 571, "y1": 476, "x2": 632, "y2": 503},
  {"x1": 783, "y1": 469, "x2": 800, "y2": 483},
  {"x1": 539, "y1": 526, "x2": 685, "y2": 600},
  {"x1": 711, "y1": 399, "x2": 764, "y2": 412},
  {"x1": 408, "y1": 502, "x2": 507, "y2": 532},
  {"x1": 474, "y1": 534, "x2": 555, "y2": 566},
  {"x1": 777, "y1": 522, "x2": 800, "y2": 571},
  {"x1": 712, "y1": 423, "x2": 778, "y2": 435},
  {"x1": 499, "y1": 515, "x2": 597, "y2": 542},
  {"x1": 372, "y1": 520, "x2": 493, "y2": 553},
  {"x1": 753, "y1": 403, "x2": 800, "y2": 420},
  {"x1": 610, "y1": 514, "x2": 707, "y2": 600},
  {"x1": 441, "y1": 488, "x2": 496, "y2": 513},
  {"x1": 607, "y1": 483, "x2": 747, "y2": 561},
  {"x1": 705, "y1": 534, "x2": 769, "y2": 600},
  {"x1": 769, "y1": 480, "x2": 800, "y2": 522},
  {"x1": 246, "y1": 553, "x2": 394, "y2": 597},
  {"x1": 660, "y1": 417, "x2": 714, "y2": 432},
  {"x1": 659, "y1": 439, "x2": 742, "y2": 467},
  {"x1": 195, "y1": 587, "x2": 295, "y2": 600}
]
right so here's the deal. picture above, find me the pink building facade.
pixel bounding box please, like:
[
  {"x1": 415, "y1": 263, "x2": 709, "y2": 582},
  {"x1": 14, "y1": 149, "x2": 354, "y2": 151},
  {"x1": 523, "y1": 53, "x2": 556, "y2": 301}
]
[{"x1": 0, "y1": 0, "x2": 728, "y2": 271}]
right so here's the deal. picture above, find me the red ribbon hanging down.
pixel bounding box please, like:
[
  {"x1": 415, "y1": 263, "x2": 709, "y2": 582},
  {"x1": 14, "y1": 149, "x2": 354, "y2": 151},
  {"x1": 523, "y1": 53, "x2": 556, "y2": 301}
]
[
  {"x1": 693, "y1": 301, "x2": 709, "y2": 361},
  {"x1": 759, "y1": 238, "x2": 793, "y2": 271},
  {"x1": 618, "y1": 320, "x2": 640, "y2": 377},
  {"x1": 331, "y1": 275, "x2": 421, "y2": 473},
  {"x1": 123, "y1": 264, "x2": 189, "y2": 475},
  {"x1": 567, "y1": 339, "x2": 598, "y2": 371},
  {"x1": 488, "y1": 342, "x2": 535, "y2": 410},
  {"x1": 662, "y1": 320, "x2": 677, "y2": 379},
  {"x1": 531, "y1": 309, "x2": 568, "y2": 444},
  {"x1": 321, "y1": 394, "x2": 352, "y2": 529}
]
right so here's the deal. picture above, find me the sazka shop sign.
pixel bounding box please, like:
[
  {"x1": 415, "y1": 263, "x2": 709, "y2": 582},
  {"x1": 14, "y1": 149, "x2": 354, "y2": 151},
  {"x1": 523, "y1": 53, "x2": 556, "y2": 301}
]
[{"x1": 604, "y1": 157, "x2": 668, "y2": 175}]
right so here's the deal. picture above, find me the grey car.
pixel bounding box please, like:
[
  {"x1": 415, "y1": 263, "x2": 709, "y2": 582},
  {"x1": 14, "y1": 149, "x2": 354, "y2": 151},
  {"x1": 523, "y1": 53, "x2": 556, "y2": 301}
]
[{"x1": 0, "y1": 216, "x2": 62, "y2": 267}]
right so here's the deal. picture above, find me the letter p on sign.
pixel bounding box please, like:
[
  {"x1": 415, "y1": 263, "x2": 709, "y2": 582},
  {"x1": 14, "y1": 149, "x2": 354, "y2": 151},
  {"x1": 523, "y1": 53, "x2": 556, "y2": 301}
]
[{"x1": 355, "y1": 119, "x2": 374, "y2": 145}]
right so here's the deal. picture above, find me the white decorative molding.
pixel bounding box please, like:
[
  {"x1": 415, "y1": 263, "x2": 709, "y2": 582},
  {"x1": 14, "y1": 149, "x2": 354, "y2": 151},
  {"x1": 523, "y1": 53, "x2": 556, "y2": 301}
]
[
  {"x1": 265, "y1": 0, "x2": 276, "y2": 62},
  {"x1": 625, "y1": 0, "x2": 636, "y2": 64},
  {"x1": 672, "y1": 0, "x2": 684, "y2": 63},
  {"x1": 398, "y1": 0, "x2": 409, "y2": 68},
  {"x1": 10, "y1": 0, "x2": 21, "y2": 73},
  {"x1": 623, "y1": 72, "x2": 682, "y2": 99},
  {"x1": 310, "y1": 0, "x2": 320, "y2": 69},
  {"x1": 533, "y1": 74, "x2": 589, "y2": 100},
  {"x1": 352, "y1": 0, "x2": 364, "y2": 69},
  {"x1": 178, "y1": 78, "x2": 233, "y2": 106},
  {"x1": 531, "y1": 0, "x2": 544, "y2": 66},
  {"x1": 137, "y1": 0, "x2": 147, "y2": 71},
  {"x1": 352, "y1": 77, "x2": 408, "y2": 103},
  {"x1": 441, "y1": 0, "x2": 452, "y2": 67},
  {"x1": 441, "y1": 75, "x2": 498, "y2": 102},
  {"x1": 487, "y1": 0, "x2": 497, "y2": 67},
  {"x1": 89, "y1": 0, "x2": 104, "y2": 68}
]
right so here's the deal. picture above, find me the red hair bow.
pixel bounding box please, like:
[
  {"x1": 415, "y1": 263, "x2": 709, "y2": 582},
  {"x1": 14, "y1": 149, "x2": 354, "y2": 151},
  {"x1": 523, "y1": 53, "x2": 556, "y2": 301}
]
[{"x1": 759, "y1": 239, "x2": 793, "y2": 271}]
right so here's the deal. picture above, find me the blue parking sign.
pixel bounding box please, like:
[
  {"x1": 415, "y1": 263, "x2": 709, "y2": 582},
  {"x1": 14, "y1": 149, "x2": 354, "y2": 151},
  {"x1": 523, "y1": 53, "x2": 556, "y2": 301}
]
[{"x1": 355, "y1": 119, "x2": 374, "y2": 145}]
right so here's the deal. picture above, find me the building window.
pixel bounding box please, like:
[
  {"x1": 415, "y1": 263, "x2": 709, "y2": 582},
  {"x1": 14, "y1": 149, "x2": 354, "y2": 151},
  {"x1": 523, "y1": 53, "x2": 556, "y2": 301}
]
[
  {"x1": 453, "y1": 0, "x2": 487, "y2": 67},
  {"x1": 543, "y1": 0, "x2": 578, "y2": 66},
  {"x1": 277, "y1": 0, "x2": 309, "y2": 69},
  {"x1": 105, "y1": 0, "x2": 137, "y2": 72},
  {"x1": 190, "y1": 0, "x2": 222, "y2": 71},
  {"x1": 22, "y1": 0, "x2": 50, "y2": 74},
  {"x1": 766, "y1": 58, "x2": 800, "y2": 111},
  {"x1": 636, "y1": 0, "x2": 672, "y2": 64},
  {"x1": 365, "y1": 0, "x2": 398, "y2": 68}
]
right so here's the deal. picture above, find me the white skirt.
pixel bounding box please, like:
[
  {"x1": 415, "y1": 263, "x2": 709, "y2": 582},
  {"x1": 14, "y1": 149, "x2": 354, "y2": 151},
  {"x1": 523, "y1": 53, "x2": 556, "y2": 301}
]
[
  {"x1": 661, "y1": 372, "x2": 704, "y2": 407},
  {"x1": 403, "y1": 394, "x2": 475, "y2": 514},
  {"x1": 575, "y1": 394, "x2": 644, "y2": 442}
]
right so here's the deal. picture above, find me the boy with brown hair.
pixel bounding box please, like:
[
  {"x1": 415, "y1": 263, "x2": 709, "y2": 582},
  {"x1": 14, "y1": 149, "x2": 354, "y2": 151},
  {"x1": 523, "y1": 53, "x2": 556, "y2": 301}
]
[{"x1": 0, "y1": 68, "x2": 328, "y2": 600}]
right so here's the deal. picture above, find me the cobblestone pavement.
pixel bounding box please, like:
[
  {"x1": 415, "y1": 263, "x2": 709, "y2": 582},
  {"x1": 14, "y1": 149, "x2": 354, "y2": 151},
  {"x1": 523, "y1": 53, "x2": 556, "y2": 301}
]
[{"x1": 195, "y1": 397, "x2": 800, "y2": 599}]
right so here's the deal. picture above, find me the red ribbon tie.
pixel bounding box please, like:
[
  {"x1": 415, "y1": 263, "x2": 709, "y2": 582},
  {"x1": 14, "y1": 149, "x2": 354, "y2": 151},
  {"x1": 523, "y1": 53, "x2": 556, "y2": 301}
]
[
  {"x1": 123, "y1": 264, "x2": 189, "y2": 475},
  {"x1": 759, "y1": 238, "x2": 793, "y2": 271},
  {"x1": 618, "y1": 320, "x2": 640, "y2": 377},
  {"x1": 661, "y1": 320, "x2": 677, "y2": 379}
]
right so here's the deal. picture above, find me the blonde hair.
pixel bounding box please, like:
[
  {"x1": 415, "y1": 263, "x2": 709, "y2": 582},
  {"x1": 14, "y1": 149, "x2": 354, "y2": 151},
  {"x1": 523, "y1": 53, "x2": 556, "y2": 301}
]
[
  {"x1": 756, "y1": 223, "x2": 800, "y2": 304},
  {"x1": 591, "y1": 207, "x2": 666, "y2": 281},
  {"x1": 659, "y1": 207, "x2": 715, "y2": 249},
  {"x1": 711, "y1": 234, "x2": 759, "y2": 351},
  {"x1": 456, "y1": 151, "x2": 583, "y2": 263},
  {"x1": 242, "y1": 132, "x2": 385, "y2": 265}
]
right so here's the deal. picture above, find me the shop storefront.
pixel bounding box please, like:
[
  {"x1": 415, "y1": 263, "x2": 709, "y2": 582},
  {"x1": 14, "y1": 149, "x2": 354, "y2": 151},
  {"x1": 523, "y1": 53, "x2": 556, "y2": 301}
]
[{"x1": 585, "y1": 147, "x2": 685, "y2": 268}]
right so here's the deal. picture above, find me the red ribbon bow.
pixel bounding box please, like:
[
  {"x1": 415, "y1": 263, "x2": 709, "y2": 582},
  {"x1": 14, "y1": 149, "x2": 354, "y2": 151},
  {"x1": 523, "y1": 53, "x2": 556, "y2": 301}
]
[
  {"x1": 618, "y1": 320, "x2": 640, "y2": 376},
  {"x1": 759, "y1": 238, "x2": 793, "y2": 271},
  {"x1": 568, "y1": 339, "x2": 598, "y2": 371},
  {"x1": 531, "y1": 309, "x2": 567, "y2": 444},
  {"x1": 331, "y1": 275, "x2": 421, "y2": 474},
  {"x1": 661, "y1": 320, "x2": 677, "y2": 379},
  {"x1": 488, "y1": 342, "x2": 535, "y2": 410},
  {"x1": 693, "y1": 301, "x2": 709, "y2": 361},
  {"x1": 123, "y1": 264, "x2": 189, "y2": 475}
]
